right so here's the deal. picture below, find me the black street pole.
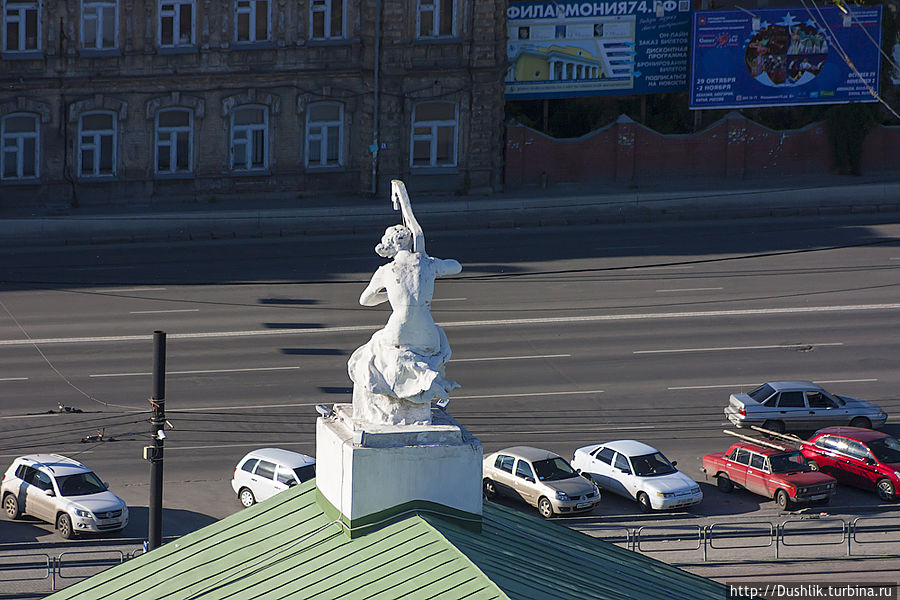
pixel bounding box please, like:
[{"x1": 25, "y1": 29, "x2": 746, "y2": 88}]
[{"x1": 148, "y1": 330, "x2": 166, "y2": 550}]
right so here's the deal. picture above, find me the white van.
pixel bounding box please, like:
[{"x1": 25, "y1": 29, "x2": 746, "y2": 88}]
[{"x1": 230, "y1": 448, "x2": 316, "y2": 507}]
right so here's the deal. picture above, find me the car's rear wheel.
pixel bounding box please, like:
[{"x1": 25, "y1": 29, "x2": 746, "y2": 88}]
[
  {"x1": 775, "y1": 489, "x2": 791, "y2": 511},
  {"x1": 238, "y1": 487, "x2": 256, "y2": 508},
  {"x1": 716, "y1": 474, "x2": 734, "y2": 493},
  {"x1": 762, "y1": 420, "x2": 786, "y2": 434},
  {"x1": 537, "y1": 496, "x2": 554, "y2": 519},
  {"x1": 807, "y1": 460, "x2": 820, "y2": 472},
  {"x1": 849, "y1": 417, "x2": 872, "y2": 429},
  {"x1": 3, "y1": 494, "x2": 20, "y2": 519},
  {"x1": 637, "y1": 492, "x2": 653, "y2": 513},
  {"x1": 57, "y1": 513, "x2": 74, "y2": 539},
  {"x1": 876, "y1": 479, "x2": 896, "y2": 502},
  {"x1": 483, "y1": 479, "x2": 498, "y2": 501}
]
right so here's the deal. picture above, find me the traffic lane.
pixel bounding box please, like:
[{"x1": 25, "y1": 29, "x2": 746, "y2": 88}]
[{"x1": 2, "y1": 305, "x2": 898, "y2": 443}]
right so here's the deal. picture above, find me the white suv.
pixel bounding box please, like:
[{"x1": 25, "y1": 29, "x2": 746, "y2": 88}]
[
  {"x1": 1, "y1": 454, "x2": 129, "y2": 539},
  {"x1": 231, "y1": 448, "x2": 316, "y2": 507}
]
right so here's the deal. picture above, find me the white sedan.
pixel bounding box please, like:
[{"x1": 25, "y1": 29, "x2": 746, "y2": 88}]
[{"x1": 572, "y1": 440, "x2": 702, "y2": 513}]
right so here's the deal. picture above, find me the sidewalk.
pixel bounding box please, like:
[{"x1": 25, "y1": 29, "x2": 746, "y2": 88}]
[{"x1": 2, "y1": 173, "x2": 900, "y2": 247}]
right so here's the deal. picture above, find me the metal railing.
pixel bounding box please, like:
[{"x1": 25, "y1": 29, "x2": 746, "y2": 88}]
[
  {"x1": 2, "y1": 516, "x2": 900, "y2": 593},
  {"x1": 582, "y1": 514, "x2": 900, "y2": 562}
]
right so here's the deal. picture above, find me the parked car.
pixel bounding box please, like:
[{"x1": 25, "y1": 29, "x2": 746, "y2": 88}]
[
  {"x1": 482, "y1": 446, "x2": 600, "y2": 518},
  {"x1": 572, "y1": 440, "x2": 702, "y2": 512},
  {"x1": 801, "y1": 427, "x2": 900, "y2": 502},
  {"x1": 231, "y1": 448, "x2": 316, "y2": 507},
  {"x1": 724, "y1": 381, "x2": 888, "y2": 433},
  {"x1": 701, "y1": 441, "x2": 836, "y2": 509},
  {"x1": 1, "y1": 454, "x2": 129, "y2": 539}
]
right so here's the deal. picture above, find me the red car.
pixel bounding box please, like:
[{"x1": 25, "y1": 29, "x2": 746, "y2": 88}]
[
  {"x1": 702, "y1": 441, "x2": 836, "y2": 510},
  {"x1": 801, "y1": 427, "x2": 900, "y2": 502}
]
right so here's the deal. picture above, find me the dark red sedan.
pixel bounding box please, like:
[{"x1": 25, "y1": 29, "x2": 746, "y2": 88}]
[{"x1": 801, "y1": 427, "x2": 900, "y2": 502}]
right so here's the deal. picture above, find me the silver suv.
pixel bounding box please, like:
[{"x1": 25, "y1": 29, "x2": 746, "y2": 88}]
[{"x1": 1, "y1": 454, "x2": 128, "y2": 538}]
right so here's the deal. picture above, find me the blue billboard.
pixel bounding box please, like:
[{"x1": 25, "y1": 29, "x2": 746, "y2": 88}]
[
  {"x1": 506, "y1": 0, "x2": 693, "y2": 99},
  {"x1": 690, "y1": 6, "x2": 882, "y2": 109}
]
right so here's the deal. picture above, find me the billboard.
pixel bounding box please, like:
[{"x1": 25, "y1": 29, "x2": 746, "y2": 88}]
[
  {"x1": 505, "y1": 0, "x2": 693, "y2": 99},
  {"x1": 690, "y1": 6, "x2": 882, "y2": 109}
]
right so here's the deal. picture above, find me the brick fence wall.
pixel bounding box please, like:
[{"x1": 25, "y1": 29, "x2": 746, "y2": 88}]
[{"x1": 505, "y1": 112, "x2": 900, "y2": 187}]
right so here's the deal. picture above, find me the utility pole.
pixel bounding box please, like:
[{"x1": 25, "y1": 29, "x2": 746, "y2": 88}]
[{"x1": 146, "y1": 330, "x2": 166, "y2": 550}]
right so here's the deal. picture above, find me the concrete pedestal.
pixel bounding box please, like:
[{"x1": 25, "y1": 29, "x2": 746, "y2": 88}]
[{"x1": 316, "y1": 404, "x2": 483, "y2": 536}]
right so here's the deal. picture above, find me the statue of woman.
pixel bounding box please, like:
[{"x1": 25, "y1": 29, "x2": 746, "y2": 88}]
[{"x1": 348, "y1": 180, "x2": 462, "y2": 425}]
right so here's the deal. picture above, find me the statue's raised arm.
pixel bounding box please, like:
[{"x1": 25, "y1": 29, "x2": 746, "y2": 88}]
[{"x1": 391, "y1": 179, "x2": 425, "y2": 254}]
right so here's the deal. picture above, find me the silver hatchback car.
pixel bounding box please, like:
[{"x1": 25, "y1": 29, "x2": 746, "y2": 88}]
[
  {"x1": 482, "y1": 446, "x2": 600, "y2": 518},
  {"x1": 725, "y1": 381, "x2": 888, "y2": 433}
]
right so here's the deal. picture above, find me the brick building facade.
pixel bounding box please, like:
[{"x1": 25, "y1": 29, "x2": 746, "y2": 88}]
[{"x1": 0, "y1": 0, "x2": 507, "y2": 208}]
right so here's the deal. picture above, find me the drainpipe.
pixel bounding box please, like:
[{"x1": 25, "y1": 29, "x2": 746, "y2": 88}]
[{"x1": 370, "y1": 0, "x2": 382, "y2": 195}]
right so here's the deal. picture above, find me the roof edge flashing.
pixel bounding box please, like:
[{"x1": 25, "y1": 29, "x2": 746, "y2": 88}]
[{"x1": 316, "y1": 488, "x2": 482, "y2": 539}]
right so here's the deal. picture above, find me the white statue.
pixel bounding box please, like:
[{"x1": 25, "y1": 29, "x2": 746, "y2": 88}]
[{"x1": 348, "y1": 180, "x2": 462, "y2": 426}]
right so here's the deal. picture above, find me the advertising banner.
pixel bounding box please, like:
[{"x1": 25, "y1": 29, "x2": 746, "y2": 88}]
[
  {"x1": 506, "y1": 0, "x2": 693, "y2": 99},
  {"x1": 690, "y1": 6, "x2": 882, "y2": 109}
]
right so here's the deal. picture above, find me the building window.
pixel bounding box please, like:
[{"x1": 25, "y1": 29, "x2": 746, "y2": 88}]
[
  {"x1": 310, "y1": 0, "x2": 343, "y2": 40},
  {"x1": 410, "y1": 101, "x2": 457, "y2": 168},
  {"x1": 78, "y1": 111, "x2": 116, "y2": 177},
  {"x1": 1, "y1": 113, "x2": 39, "y2": 180},
  {"x1": 417, "y1": 0, "x2": 454, "y2": 38},
  {"x1": 306, "y1": 102, "x2": 342, "y2": 168},
  {"x1": 231, "y1": 105, "x2": 267, "y2": 171},
  {"x1": 235, "y1": 0, "x2": 269, "y2": 43},
  {"x1": 155, "y1": 108, "x2": 192, "y2": 175},
  {"x1": 82, "y1": 0, "x2": 117, "y2": 49},
  {"x1": 3, "y1": 1, "x2": 40, "y2": 52},
  {"x1": 159, "y1": 0, "x2": 194, "y2": 48}
]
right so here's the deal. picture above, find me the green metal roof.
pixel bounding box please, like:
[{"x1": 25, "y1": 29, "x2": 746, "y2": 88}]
[{"x1": 47, "y1": 480, "x2": 726, "y2": 600}]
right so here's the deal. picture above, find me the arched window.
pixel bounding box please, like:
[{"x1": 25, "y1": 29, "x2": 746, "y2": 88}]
[
  {"x1": 410, "y1": 101, "x2": 457, "y2": 168},
  {"x1": 155, "y1": 108, "x2": 192, "y2": 175},
  {"x1": 1, "y1": 112, "x2": 39, "y2": 180},
  {"x1": 231, "y1": 105, "x2": 268, "y2": 171},
  {"x1": 305, "y1": 102, "x2": 343, "y2": 168},
  {"x1": 78, "y1": 111, "x2": 117, "y2": 177}
]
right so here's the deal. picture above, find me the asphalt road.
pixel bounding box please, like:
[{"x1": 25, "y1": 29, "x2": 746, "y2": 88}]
[{"x1": 1, "y1": 213, "x2": 900, "y2": 583}]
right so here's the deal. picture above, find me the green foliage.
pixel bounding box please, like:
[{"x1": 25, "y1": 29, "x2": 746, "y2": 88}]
[{"x1": 825, "y1": 103, "x2": 879, "y2": 174}]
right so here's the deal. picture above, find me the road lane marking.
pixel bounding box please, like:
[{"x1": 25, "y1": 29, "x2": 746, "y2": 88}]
[
  {"x1": 432, "y1": 298, "x2": 467, "y2": 302},
  {"x1": 451, "y1": 354, "x2": 571, "y2": 362},
  {"x1": 68, "y1": 266, "x2": 136, "y2": 271},
  {"x1": 655, "y1": 287, "x2": 723, "y2": 293},
  {"x1": 90, "y1": 366, "x2": 301, "y2": 378},
  {"x1": 668, "y1": 378, "x2": 878, "y2": 390},
  {"x1": 635, "y1": 342, "x2": 843, "y2": 354},
  {"x1": 93, "y1": 287, "x2": 168, "y2": 292},
  {"x1": 477, "y1": 425, "x2": 655, "y2": 434},
  {"x1": 3, "y1": 303, "x2": 900, "y2": 346},
  {"x1": 129, "y1": 309, "x2": 200, "y2": 314},
  {"x1": 0, "y1": 377, "x2": 28, "y2": 382},
  {"x1": 453, "y1": 389, "x2": 603, "y2": 399}
]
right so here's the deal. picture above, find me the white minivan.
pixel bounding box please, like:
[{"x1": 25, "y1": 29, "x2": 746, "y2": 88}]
[{"x1": 230, "y1": 448, "x2": 316, "y2": 507}]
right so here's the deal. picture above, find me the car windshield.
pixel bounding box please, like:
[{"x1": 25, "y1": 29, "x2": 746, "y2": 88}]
[
  {"x1": 293, "y1": 464, "x2": 316, "y2": 483},
  {"x1": 630, "y1": 453, "x2": 677, "y2": 477},
  {"x1": 769, "y1": 452, "x2": 809, "y2": 473},
  {"x1": 532, "y1": 457, "x2": 577, "y2": 481},
  {"x1": 748, "y1": 383, "x2": 776, "y2": 403},
  {"x1": 55, "y1": 472, "x2": 107, "y2": 496},
  {"x1": 867, "y1": 437, "x2": 900, "y2": 464}
]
